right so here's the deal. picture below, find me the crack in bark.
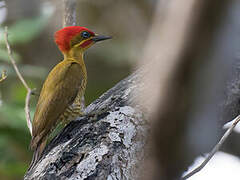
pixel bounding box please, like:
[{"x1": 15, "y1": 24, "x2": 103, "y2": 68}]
[{"x1": 25, "y1": 71, "x2": 148, "y2": 180}]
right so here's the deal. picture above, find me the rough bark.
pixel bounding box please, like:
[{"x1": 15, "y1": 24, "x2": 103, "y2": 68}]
[{"x1": 24, "y1": 71, "x2": 149, "y2": 180}]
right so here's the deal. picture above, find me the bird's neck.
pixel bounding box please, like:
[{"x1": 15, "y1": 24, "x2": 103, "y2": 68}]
[
  {"x1": 63, "y1": 48, "x2": 84, "y2": 61},
  {"x1": 63, "y1": 49, "x2": 87, "y2": 76}
]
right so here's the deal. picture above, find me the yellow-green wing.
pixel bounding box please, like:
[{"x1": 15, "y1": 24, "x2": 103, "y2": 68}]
[{"x1": 31, "y1": 61, "x2": 83, "y2": 149}]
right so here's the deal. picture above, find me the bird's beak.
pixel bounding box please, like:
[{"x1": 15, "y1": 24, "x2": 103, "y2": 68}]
[{"x1": 92, "y1": 35, "x2": 112, "y2": 42}]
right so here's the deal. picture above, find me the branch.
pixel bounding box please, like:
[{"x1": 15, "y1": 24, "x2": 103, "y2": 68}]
[
  {"x1": 182, "y1": 115, "x2": 240, "y2": 179},
  {"x1": 24, "y1": 70, "x2": 148, "y2": 179},
  {"x1": 63, "y1": 0, "x2": 77, "y2": 27},
  {"x1": 4, "y1": 27, "x2": 33, "y2": 136}
]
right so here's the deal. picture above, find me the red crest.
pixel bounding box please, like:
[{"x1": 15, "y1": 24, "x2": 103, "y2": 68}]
[{"x1": 54, "y1": 26, "x2": 95, "y2": 52}]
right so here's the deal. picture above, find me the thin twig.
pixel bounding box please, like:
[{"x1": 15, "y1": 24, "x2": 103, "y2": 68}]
[
  {"x1": 0, "y1": 70, "x2": 7, "y2": 82},
  {"x1": 4, "y1": 27, "x2": 33, "y2": 135},
  {"x1": 182, "y1": 115, "x2": 240, "y2": 179}
]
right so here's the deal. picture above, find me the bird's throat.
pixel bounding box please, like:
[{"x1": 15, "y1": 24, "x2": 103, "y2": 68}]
[
  {"x1": 64, "y1": 47, "x2": 84, "y2": 61},
  {"x1": 63, "y1": 49, "x2": 87, "y2": 79}
]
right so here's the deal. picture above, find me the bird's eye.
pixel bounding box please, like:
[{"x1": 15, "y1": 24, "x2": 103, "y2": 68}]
[{"x1": 81, "y1": 31, "x2": 91, "y2": 39}]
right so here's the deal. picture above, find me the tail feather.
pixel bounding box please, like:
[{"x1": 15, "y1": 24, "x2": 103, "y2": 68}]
[{"x1": 28, "y1": 139, "x2": 47, "y2": 171}]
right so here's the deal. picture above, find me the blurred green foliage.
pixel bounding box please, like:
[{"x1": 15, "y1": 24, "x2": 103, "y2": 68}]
[
  {"x1": 0, "y1": 5, "x2": 52, "y2": 180},
  {"x1": 0, "y1": 16, "x2": 49, "y2": 45},
  {"x1": 0, "y1": 0, "x2": 135, "y2": 179},
  {"x1": 0, "y1": 49, "x2": 20, "y2": 62}
]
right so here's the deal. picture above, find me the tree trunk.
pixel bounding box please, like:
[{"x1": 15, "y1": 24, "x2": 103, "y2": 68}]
[{"x1": 24, "y1": 71, "x2": 149, "y2": 180}]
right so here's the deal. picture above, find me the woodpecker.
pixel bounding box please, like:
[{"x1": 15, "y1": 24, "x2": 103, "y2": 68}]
[{"x1": 30, "y1": 26, "x2": 111, "y2": 168}]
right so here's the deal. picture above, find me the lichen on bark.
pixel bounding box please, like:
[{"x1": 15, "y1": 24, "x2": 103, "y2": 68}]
[{"x1": 24, "y1": 71, "x2": 148, "y2": 180}]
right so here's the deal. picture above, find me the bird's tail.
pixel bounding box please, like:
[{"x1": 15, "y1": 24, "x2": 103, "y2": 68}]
[{"x1": 28, "y1": 139, "x2": 47, "y2": 171}]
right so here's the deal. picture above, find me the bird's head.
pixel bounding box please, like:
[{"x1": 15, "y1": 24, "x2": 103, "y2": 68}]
[{"x1": 54, "y1": 26, "x2": 111, "y2": 55}]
